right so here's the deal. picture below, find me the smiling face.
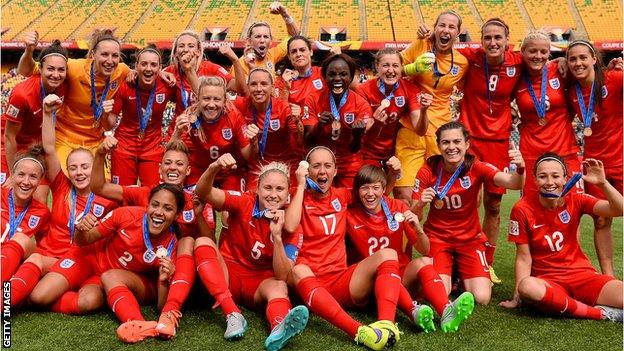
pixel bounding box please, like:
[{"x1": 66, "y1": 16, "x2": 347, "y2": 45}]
[
  {"x1": 198, "y1": 83, "x2": 226, "y2": 121},
  {"x1": 92, "y1": 40, "x2": 121, "y2": 78},
  {"x1": 307, "y1": 148, "x2": 337, "y2": 193},
  {"x1": 256, "y1": 171, "x2": 289, "y2": 211},
  {"x1": 358, "y1": 182, "x2": 384, "y2": 212},
  {"x1": 248, "y1": 70, "x2": 273, "y2": 105},
  {"x1": 522, "y1": 38, "x2": 550, "y2": 74},
  {"x1": 376, "y1": 53, "x2": 402, "y2": 86},
  {"x1": 288, "y1": 39, "x2": 312, "y2": 71},
  {"x1": 437, "y1": 128, "x2": 469, "y2": 165},
  {"x1": 136, "y1": 51, "x2": 161, "y2": 87},
  {"x1": 481, "y1": 24, "x2": 508, "y2": 61},
  {"x1": 66, "y1": 150, "x2": 93, "y2": 192},
  {"x1": 159, "y1": 150, "x2": 190, "y2": 186},
  {"x1": 147, "y1": 189, "x2": 179, "y2": 235},
  {"x1": 174, "y1": 34, "x2": 201, "y2": 63},
  {"x1": 325, "y1": 58, "x2": 353, "y2": 95},
  {"x1": 535, "y1": 160, "x2": 566, "y2": 196},
  {"x1": 11, "y1": 160, "x2": 43, "y2": 204},
  {"x1": 41, "y1": 56, "x2": 67, "y2": 91},
  {"x1": 249, "y1": 25, "x2": 271, "y2": 59},
  {"x1": 567, "y1": 44, "x2": 597, "y2": 83},
  {"x1": 433, "y1": 13, "x2": 460, "y2": 53}
]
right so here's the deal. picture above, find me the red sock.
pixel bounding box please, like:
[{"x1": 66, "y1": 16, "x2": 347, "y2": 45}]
[
  {"x1": 195, "y1": 245, "x2": 240, "y2": 315},
  {"x1": 296, "y1": 276, "x2": 361, "y2": 338},
  {"x1": 10, "y1": 262, "x2": 42, "y2": 307},
  {"x1": 107, "y1": 285, "x2": 143, "y2": 322},
  {"x1": 396, "y1": 286, "x2": 414, "y2": 317},
  {"x1": 266, "y1": 297, "x2": 292, "y2": 330},
  {"x1": 1, "y1": 241, "x2": 25, "y2": 282},
  {"x1": 161, "y1": 254, "x2": 195, "y2": 313},
  {"x1": 485, "y1": 242, "x2": 496, "y2": 266},
  {"x1": 539, "y1": 286, "x2": 602, "y2": 320},
  {"x1": 417, "y1": 264, "x2": 449, "y2": 315},
  {"x1": 50, "y1": 291, "x2": 81, "y2": 314},
  {"x1": 375, "y1": 260, "x2": 401, "y2": 322}
]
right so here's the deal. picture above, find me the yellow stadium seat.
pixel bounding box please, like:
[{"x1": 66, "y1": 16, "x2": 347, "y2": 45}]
[
  {"x1": 191, "y1": 0, "x2": 254, "y2": 41},
  {"x1": 307, "y1": 0, "x2": 360, "y2": 41}
]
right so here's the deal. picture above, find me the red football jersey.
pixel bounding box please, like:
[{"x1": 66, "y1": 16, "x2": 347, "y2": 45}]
[
  {"x1": 111, "y1": 78, "x2": 176, "y2": 154},
  {"x1": 92, "y1": 206, "x2": 177, "y2": 273},
  {"x1": 0, "y1": 187, "x2": 50, "y2": 243},
  {"x1": 568, "y1": 70, "x2": 623, "y2": 167},
  {"x1": 357, "y1": 77, "x2": 421, "y2": 161},
  {"x1": 515, "y1": 62, "x2": 578, "y2": 158},
  {"x1": 165, "y1": 61, "x2": 233, "y2": 117},
  {"x1": 459, "y1": 48, "x2": 523, "y2": 141},
  {"x1": 298, "y1": 187, "x2": 351, "y2": 277},
  {"x1": 412, "y1": 160, "x2": 498, "y2": 243},
  {"x1": 37, "y1": 172, "x2": 117, "y2": 258},
  {"x1": 233, "y1": 96, "x2": 299, "y2": 165},
  {"x1": 274, "y1": 66, "x2": 325, "y2": 108},
  {"x1": 508, "y1": 192, "x2": 599, "y2": 277},
  {"x1": 179, "y1": 108, "x2": 250, "y2": 184},
  {"x1": 346, "y1": 196, "x2": 417, "y2": 270},
  {"x1": 218, "y1": 191, "x2": 304, "y2": 272},
  {"x1": 303, "y1": 88, "x2": 373, "y2": 164},
  {"x1": 122, "y1": 185, "x2": 201, "y2": 238}
]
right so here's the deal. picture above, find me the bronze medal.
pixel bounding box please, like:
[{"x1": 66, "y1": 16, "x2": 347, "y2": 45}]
[
  {"x1": 331, "y1": 119, "x2": 341, "y2": 131},
  {"x1": 583, "y1": 127, "x2": 592, "y2": 137},
  {"x1": 538, "y1": 118, "x2": 547, "y2": 126},
  {"x1": 434, "y1": 199, "x2": 444, "y2": 209},
  {"x1": 380, "y1": 99, "x2": 391, "y2": 109},
  {"x1": 264, "y1": 211, "x2": 275, "y2": 219}
]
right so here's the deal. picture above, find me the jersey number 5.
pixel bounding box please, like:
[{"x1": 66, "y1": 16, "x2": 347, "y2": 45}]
[{"x1": 251, "y1": 240, "x2": 266, "y2": 260}]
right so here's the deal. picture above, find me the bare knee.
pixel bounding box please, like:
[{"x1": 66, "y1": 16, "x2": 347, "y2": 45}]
[
  {"x1": 517, "y1": 277, "x2": 544, "y2": 303},
  {"x1": 376, "y1": 248, "x2": 398, "y2": 261},
  {"x1": 290, "y1": 264, "x2": 314, "y2": 283},
  {"x1": 264, "y1": 279, "x2": 289, "y2": 298},
  {"x1": 194, "y1": 236, "x2": 217, "y2": 250},
  {"x1": 24, "y1": 253, "x2": 45, "y2": 269},
  {"x1": 470, "y1": 287, "x2": 492, "y2": 305},
  {"x1": 593, "y1": 216, "x2": 612, "y2": 230},
  {"x1": 177, "y1": 236, "x2": 195, "y2": 254},
  {"x1": 12, "y1": 233, "x2": 36, "y2": 257},
  {"x1": 410, "y1": 257, "x2": 433, "y2": 272},
  {"x1": 77, "y1": 288, "x2": 104, "y2": 313},
  {"x1": 101, "y1": 270, "x2": 126, "y2": 292},
  {"x1": 484, "y1": 195, "x2": 502, "y2": 215}
]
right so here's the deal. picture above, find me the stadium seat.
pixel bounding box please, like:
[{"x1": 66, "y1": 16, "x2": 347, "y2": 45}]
[
  {"x1": 523, "y1": 0, "x2": 576, "y2": 31},
  {"x1": 247, "y1": 0, "x2": 305, "y2": 41},
  {"x1": 128, "y1": 0, "x2": 198, "y2": 44},
  {"x1": 307, "y1": 0, "x2": 361, "y2": 41},
  {"x1": 71, "y1": 0, "x2": 152, "y2": 41},
  {"x1": 574, "y1": 0, "x2": 622, "y2": 41},
  {"x1": 472, "y1": 0, "x2": 528, "y2": 45},
  {"x1": 191, "y1": 0, "x2": 254, "y2": 40}
]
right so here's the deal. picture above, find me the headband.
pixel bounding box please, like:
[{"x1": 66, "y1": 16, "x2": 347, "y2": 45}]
[
  {"x1": 482, "y1": 19, "x2": 509, "y2": 32},
  {"x1": 40, "y1": 52, "x2": 68, "y2": 63},
  {"x1": 567, "y1": 40, "x2": 595, "y2": 56},
  {"x1": 13, "y1": 157, "x2": 45, "y2": 174},
  {"x1": 535, "y1": 156, "x2": 567, "y2": 174},
  {"x1": 305, "y1": 146, "x2": 336, "y2": 163}
]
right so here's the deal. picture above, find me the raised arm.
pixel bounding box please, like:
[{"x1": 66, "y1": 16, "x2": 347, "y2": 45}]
[
  {"x1": 273, "y1": 2, "x2": 299, "y2": 36},
  {"x1": 41, "y1": 94, "x2": 63, "y2": 182},
  {"x1": 284, "y1": 162, "x2": 307, "y2": 233},
  {"x1": 91, "y1": 137, "x2": 125, "y2": 202},
  {"x1": 195, "y1": 153, "x2": 236, "y2": 210},
  {"x1": 585, "y1": 159, "x2": 624, "y2": 218},
  {"x1": 219, "y1": 45, "x2": 247, "y2": 95},
  {"x1": 411, "y1": 93, "x2": 431, "y2": 136},
  {"x1": 17, "y1": 31, "x2": 39, "y2": 76},
  {"x1": 493, "y1": 141, "x2": 525, "y2": 190}
]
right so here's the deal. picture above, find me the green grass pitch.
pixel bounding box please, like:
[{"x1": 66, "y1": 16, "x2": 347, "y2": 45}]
[{"x1": 7, "y1": 191, "x2": 623, "y2": 350}]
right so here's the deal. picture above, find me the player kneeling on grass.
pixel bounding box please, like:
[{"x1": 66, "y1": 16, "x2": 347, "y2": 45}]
[
  {"x1": 194, "y1": 154, "x2": 309, "y2": 351},
  {"x1": 411, "y1": 121, "x2": 525, "y2": 305},
  {"x1": 501, "y1": 153, "x2": 623, "y2": 322},
  {"x1": 347, "y1": 164, "x2": 475, "y2": 333}
]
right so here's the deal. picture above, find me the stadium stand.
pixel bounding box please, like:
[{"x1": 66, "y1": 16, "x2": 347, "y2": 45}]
[
  {"x1": 523, "y1": 0, "x2": 576, "y2": 30},
  {"x1": 418, "y1": 0, "x2": 482, "y2": 42},
  {"x1": 2, "y1": 0, "x2": 54, "y2": 40},
  {"x1": 472, "y1": 0, "x2": 528, "y2": 44},
  {"x1": 71, "y1": 0, "x2": 152, "y2": 41},
  {"x1": 574, "y1": 0, "x2": 623, "y2": 41},
  {"x1": 365, "y1": 0, "x2": 392, "y2": 41},
  {"x1": 306, "y1": 0, "x2": 361, "y2": 40},
  {"x1": 191, "y1": 0, "x2": 254, "y2": 40},
  {"x1": 128, "y1": 0, "x2": 199, "y2": 44},
  {"x1": 388, "y1": 0, "x2": 419, "y2": 41},
  {"x1": 248, "y1": 0, "x2": 305, "y2": 41}
]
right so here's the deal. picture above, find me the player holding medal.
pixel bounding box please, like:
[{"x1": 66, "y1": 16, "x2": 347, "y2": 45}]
[
  {"x1": 514, "y1": 31, "x2": 581, "y2": 196},
  {"x1": 104, "y1": 45, "x2": 176, "y2": 187},
  {"x1": 501, "y1": 154, "x2": 623, "y2": 322},
  {"x1": 565, "y1": 40, "x2": 623, "y2": 277},
  {"x1": 411, "y1": 122, "x2": 524, "y2": 305}
]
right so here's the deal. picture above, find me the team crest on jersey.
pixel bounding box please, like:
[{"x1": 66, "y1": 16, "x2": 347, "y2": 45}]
[
  {"x1": 331, "y1": 198, "x2": 342, "y2": 212},
  {"x1": 413, "y1": 179, "x2": 420, "y2": 193},
  {"x1": 312, "y1": 79, "x2": 323, "y2": 90},
  {"x1": 270, "y1": 119, "x2": 280, "y2": 130},
  {"x1": 508, "y1": 220, "x2": 519, "y2": 236},
  {"x1": 110, "y1": 81, "x2": 119, "y2": 90},
  {"x1": 6, "y1": 104, "x2": 19, "y2": 118},
  {"x1": 28, "y1": 215, "x2": 40, "y2": 229},
  {"x1": 601, "y1": 85, "x2": 608, "y2": 98},
  {"x1": 60, "y1": 258, "x2": 75, "y2": 269},
  {"x1": 344, "y1": 113, "x2": 355, "y2": 124},
  {"x1": 93, "y1": 204, "x2": 105, "y2": 217},
  {"x1": 451, "y1": 65, "x2": 460, "y2": 76},
  {"x1": 558, "y1": 210, "x2": 570, "y2": 224},
  {"x1": 549, "y1": 78, "x2": 560, "y2": 89},
  {"x1": 394, "y1": 96, "x2": 405, "y2": 107},
  {"x1": 506, "y1": 67, "x2": 516, "y2": 77},
  {"x1": 222, "y1": 128, "x2": 233, "y2": 140},
  {"x1": 156, "y1": 93, "x2": 166, "y2": 104},
  {"x1": 183, "y1": 209, "x2": 194, "y2": 223},
  {"x1": 143, "y1": 249, "x2": 156, "y2": 263},
  {"x1": 0, "y1": 173, "x2": 5, "y2": 185},
  {"x1": 303, "y1": 106, "x2": 309, "y2": 120},
  {"x1": 273, "y1": 88, "x2": 280, "y2": 98},
  {"x1": 111, "y1": 175, "x2": 119, "y2": 184},
  {"x1": 460, "y1": 176, "x2": 471, "y2": 189},
  {"x1": 388, "y1": 220, "x2": 399, "y2": 232}
]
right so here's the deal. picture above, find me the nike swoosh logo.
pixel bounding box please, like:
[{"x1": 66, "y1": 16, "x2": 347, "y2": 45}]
[
  {"x1": 304, "y1": 206, "x2": 316, "y2": 210},
  {"x1": 120, "y1": 229, "x2": 131, "y2": 239},
  {"x1": 33, "y1": 109, "x2": 42, "y2": 114},
  {"x1": 517, "y1": 88, "x2": 527, "y2": 93},
  {"x1": 129, "y1": 96, "x2": 136, "y2": 100},
  {"x1": 433, "y1": 279, "x2": 443, "y2": 283},
  {"x1": 249, "y1": 221, "x2": 255, "y2": 228},
  {"x1": 532, "y1": 224, "x2": 545, "y2": 229},
  {"x1": 290, "y1": 90, "x2": 298, "y2": 94},
  {"x1": 354, "y1": 225, "x2": 365, "y2": 229}
]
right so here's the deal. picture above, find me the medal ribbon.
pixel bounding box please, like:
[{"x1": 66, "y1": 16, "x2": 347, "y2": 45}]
[
  {"x1": 69, "y1": 188, "x2": 95, "y2": 243},
  {"x1": 539, "y1": 173, "x2": 583, "y2": 198},
  {"x1": 434, "y1": 162, "x2": 465, "y2": 200},
  {"x1": 191, "y1": 110, "x2": 223, "y2": 130},
  {"x1": 178, "y1": 67, "x2": 190, "y2": 110},
  {"x1": 40, "y1": 79, "x2": 57, "y2": 125},
  {"x1": 142, "y1": 214, "x2": 176, "y2": 256},
  {"x1": 7, "y1": 190, "x2": 30, "y2": 240},
  {"x1": 483, "y1": 56, "x2": 501, "y2": 114},
  {"x1": 90, "y1": 62, "x2": 111, "y2": 123},
  {"x1": 575, "y1": 82, "x2": 596, "y2": 129},
  {"x1": 253, "y1": 100, "x2": 273, "y2": 158},
  {"x1": 293, "y1": 68, "x2": 313, "y2": 80},
  {"x1": 380, "y1": 197, "x2": 397, "y2": 229},
  {"x1": 378, "y1": 79, "x2": 398, "y2": 101},
  {"x1": 136, "y1": 82, "x2": 157, "y2": 134},
  {"x1": 251, "y1": 198, "x2": 268, "y2": 219},
  {"x1": 523, "y1": 66, "x2": 548, "y2": 120},
  {"x1": 305, "y1": 177, "x2": 324, "y2": 193},
  {"x1": 432, "y1": 47, "x2": 455, "y2": 77},
  {"x1": 329, "y1": 90, "x2": 349, "y2": 122}
]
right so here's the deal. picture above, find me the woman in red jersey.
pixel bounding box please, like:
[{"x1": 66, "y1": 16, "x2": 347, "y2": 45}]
[
  {"x1": 103, "y1": 45, "x2": 176, "y2": 187},
  {"x1": 303, "y1": 54, "x2": 372, "y2": 189},
  {"x1": 234, "y1": 68, "x2": 303, "y2": 190},
  {"x1": 347, "y1": 165, "x2": 475, "y2": 333},
  {"x1": 26, "y1": 94, "x2": 116, "y2": 314},
  {"x1": 411, "y1": 121, "x2": 524, "y2": 305},
  {"x1": 501, "y1": 153, "x2": 623, "y2": 322},
  {"x1": 2, "y1": 41, "x2": 68, "y2": 202},
  {"x1": 1, "y1": 148, "x2": 51, "y2": 305},
  {"x1": 194, "y1": 154, "x2": 309, "y2": 350},
  {"x1": 565, "y1": 40, "x2": 623, "y2": 277},
  {"x1": 514, "y1": 31, "x2": 581, "y2": 196},
  {"x1": 357, "y1": 48, "x2": 431, "y2": 167}
]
